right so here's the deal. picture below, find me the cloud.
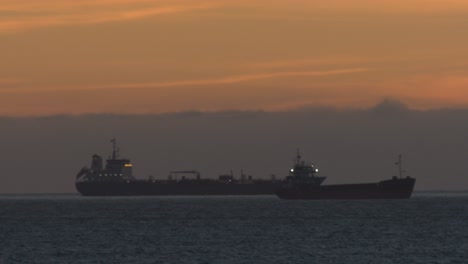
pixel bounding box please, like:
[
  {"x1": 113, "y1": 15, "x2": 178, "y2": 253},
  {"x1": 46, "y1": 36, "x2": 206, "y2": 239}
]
[
  {"x1": 2, "y1": 105, "x2": 468, "y2": 192},
  {"x1": 0, "y1": 68, "x2": 369, "y2": 94},
  {"x1": 0, "y1": 68, "x2": 371, "y2": 116},
  {"x1": 4, "y1": 0, "x2": 468, "y2": 34},
  {"x1": 87, "y1": 68, "x2": 370, "y2": 90},
  {"x1": 375, "y1": 75, "x2": 468, "y2": 109},
  {"x1": 0, "y1": 78, "x2": 24, "y2": 84},
  {"x1": 0, "y1": 1, "x2": 219, "y2": 33},
  {"x1": 254, "y1": 0, "x2": 468, "y2": 14},
  {"x1": 371, "y1": 98, "x2": 410, "y2": 116},
  {"x1": 241, "y1": 56, "x2": 412, "y2": 71}
]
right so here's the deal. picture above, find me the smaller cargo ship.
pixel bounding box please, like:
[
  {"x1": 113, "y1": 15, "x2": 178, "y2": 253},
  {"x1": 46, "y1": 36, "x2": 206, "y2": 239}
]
[
  {"x1": 75, "y1": 139, "x2": 280, "y2": 196},
  {"x1": 275, "y1": 152, "x2": 415, "y2": 199}
]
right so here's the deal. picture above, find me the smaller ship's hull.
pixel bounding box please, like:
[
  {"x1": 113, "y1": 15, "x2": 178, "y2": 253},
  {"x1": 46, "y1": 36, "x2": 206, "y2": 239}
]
[
  {"x1": 76, "y1": 180, "x2": 280, "y2": 196},
  {"x1": 276, "y1": 178, "x2": 416, "y2": 200}
]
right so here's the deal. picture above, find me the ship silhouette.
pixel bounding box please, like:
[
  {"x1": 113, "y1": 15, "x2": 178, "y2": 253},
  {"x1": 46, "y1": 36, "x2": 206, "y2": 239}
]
[
  {"x1": 76, "y1": 140, "x2": 415, "y2": 198},
  {"x1": 275, "y1": 151, "x2": 416, "y2": 199},
  {"x1": 75, "y1": 139, "x2": 279, "y2": 196}
]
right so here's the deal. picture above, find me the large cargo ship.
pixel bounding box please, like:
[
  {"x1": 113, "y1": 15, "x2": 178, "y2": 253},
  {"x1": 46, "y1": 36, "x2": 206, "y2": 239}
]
[
  {"x1": 75, "y1": 139, "x2": 280, "y2": 196},
  {"x1": 275, "y1": 152, "x2": 416, "y2": 199}
]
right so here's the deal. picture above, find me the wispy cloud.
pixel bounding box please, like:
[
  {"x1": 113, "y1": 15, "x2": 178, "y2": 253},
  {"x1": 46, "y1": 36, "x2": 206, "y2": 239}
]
[
  {"x1": 0, "y1": 78, "x2": 23, "y2": 84},
  {"x1": 0, "y1": 0, "x2": 219, "y2": 33},
  {"x1": 0, "y1": 68, "x2": 370, "y2": 94},
  {"x1": 242, "y1": 57, "x2": 405, "y2": 71},
  {"x1": 96, "y1": 68, "x2": 370, "y2": 90},
  {"x1": 251, "y1": 0, "x2": 468, "y2": 14}
]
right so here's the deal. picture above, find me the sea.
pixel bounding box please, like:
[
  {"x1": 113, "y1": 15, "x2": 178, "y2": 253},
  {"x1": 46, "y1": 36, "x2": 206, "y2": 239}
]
[{"x1": 1, "y1": 192, "x2": 467, "y2": 264}]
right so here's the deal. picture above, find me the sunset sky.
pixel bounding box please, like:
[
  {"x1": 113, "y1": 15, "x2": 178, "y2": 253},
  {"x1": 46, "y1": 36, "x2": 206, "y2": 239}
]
[{"x1": 1, "y1": 0, "x2": 468, "y2": 116}]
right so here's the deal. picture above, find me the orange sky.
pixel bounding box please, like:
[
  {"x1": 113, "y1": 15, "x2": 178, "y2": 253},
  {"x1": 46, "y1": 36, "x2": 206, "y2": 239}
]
[{"x1": 1, "y1": 0, "x2": 468, "y2": 115}]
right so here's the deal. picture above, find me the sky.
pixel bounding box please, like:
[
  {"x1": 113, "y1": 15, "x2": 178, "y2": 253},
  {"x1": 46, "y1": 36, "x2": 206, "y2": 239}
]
[
  {"x1": 1, "y1": 0, "x2": 468, "y2": 115},
  {"x1": 1, "y1": 1, "x2": 468, "y2": 193}
]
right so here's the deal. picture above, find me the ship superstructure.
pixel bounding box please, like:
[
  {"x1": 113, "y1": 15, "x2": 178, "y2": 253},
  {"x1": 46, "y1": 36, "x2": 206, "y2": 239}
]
[
  {"x1": 76, "y1": 139, "x2": 134, "y2": 183},
  {"x1": 284, "y1": 150, "x2": 326, "y2": 186}
]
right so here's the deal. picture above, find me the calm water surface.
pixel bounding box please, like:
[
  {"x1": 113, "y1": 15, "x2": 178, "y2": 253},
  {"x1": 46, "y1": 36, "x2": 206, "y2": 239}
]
[{"x1": 1, "y1": 192, "x2": 467, "y2": 263}]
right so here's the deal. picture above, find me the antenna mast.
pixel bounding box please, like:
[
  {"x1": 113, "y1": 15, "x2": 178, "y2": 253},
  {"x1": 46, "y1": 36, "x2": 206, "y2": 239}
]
[
  {"x1": 295, "y1": 149, "x2": 301, "y2": 165},
  {"x1": 398, "y1": 154, "x2": 402, "y2": 179}
]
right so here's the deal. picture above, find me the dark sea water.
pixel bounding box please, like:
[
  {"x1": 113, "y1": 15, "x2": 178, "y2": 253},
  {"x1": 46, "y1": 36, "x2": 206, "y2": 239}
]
[{"x1": 1, "y1": 193, "x2": 468, "y2": 264}]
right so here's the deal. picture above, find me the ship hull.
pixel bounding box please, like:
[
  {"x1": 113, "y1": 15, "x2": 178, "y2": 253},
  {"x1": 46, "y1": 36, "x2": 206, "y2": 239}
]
[
  {"x1": 76, "y1": 180, "x2": 280, "y2": 196},
  {"x1": 276, "y1": 178, "x2": 416, "y2": 200}
]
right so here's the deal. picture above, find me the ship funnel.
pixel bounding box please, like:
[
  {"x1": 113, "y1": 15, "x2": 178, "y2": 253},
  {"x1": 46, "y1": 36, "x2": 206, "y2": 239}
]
[{"x1": 91, "y1": 154, "x2": 103, "y2": 171}]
